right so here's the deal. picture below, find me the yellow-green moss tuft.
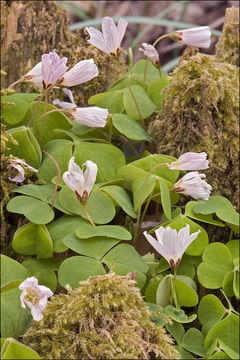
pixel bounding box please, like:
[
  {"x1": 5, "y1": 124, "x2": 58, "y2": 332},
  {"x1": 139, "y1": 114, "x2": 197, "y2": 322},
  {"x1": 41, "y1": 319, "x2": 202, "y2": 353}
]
[
  {"x1": 148, "y1": 53, "x2": 239, "y2": 208},
  {"x1": 23, "y1": 272, "x2": 180, "y2": 359},
  {"x1": 215, "y1": 6, "x2": 239, "y2": 66}
]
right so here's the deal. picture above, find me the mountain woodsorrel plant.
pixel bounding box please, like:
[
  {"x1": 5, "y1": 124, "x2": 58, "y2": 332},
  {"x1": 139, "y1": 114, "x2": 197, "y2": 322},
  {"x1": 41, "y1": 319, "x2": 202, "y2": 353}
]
[{"x1": 1, "y1": 9, "x2": 239, "y2": 360}]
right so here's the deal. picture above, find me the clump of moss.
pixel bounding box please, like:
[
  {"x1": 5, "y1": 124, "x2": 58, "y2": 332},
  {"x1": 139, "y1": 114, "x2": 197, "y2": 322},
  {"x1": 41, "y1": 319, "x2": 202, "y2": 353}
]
[
  {"x1": 23, "y1": 272, "x2": 180, "y2": 360},
  {"x1": 148, "y1": 53, "x2": 239, "y2": 208},
  {"x1": 215, "y1": 6, "x2": 239, "y2": 66}
]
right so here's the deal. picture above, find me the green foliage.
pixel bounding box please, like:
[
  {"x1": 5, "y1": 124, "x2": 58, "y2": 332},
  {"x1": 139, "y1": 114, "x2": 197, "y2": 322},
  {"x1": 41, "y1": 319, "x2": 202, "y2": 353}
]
[
  {"x1": 1, "y1": 338, "x2": 40, "y2": 359},
  {"x1": 23, "y1": 272, "x2": 180, "y2": 359},
  {"x1": 12, "y1": 223, "x2": 53, "y2": 258},
  {"x1": 1, "y1": 93, "x2": 40, "y2": 126},
  {"x1": 7, "y1": 195, "x2": 54, "y2": 224},
  {"x1": 6, "y1": 126, "x2": 41, "y2": 168},
  {"x1": 197, "y1": 243, "x2": 235, "y2": 291},
  {"x1": 1, "y1": 255, "x2": 31, "y2": 338},
  {"x1": 112, "y1": 113, "x2": 151, "y2": 141}
]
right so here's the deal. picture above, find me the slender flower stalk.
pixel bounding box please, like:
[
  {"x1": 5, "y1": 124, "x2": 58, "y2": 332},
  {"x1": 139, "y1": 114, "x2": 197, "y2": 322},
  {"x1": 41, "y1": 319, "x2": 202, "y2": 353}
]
[
  {"x1": 168, "y1": 152, "x2": 209, "y2": 171},
  {"x1": 86, "y1": 17, "x2": 128, "y2": 55},
  {"x1": 173, "y1": 171, "x2": 212, "y2": 200},
  {"x1": 18, "y1": 277, "x2": 53, "y2": 322},
  {"x1": 41, "y1": 150, "x2": 61, "y2": 209}
]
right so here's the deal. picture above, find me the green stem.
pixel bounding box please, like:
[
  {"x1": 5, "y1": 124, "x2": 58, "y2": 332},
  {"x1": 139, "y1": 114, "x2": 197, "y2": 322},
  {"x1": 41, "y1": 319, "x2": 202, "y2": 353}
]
[
  {"x1": 133, "y1": 163, "x2": 169, "y2": 246},
  {"x1": 173, "y1": 272, "x2": 179, "y2": 308},
  {"x1": 83, "y1": 203, "x2": 96, "y2": 227},
  {"x1": 15, "y1": 307, "x2": 24, "y2": 339},
  {"x1": 31, "y1": 108, "x2": 68, "y2": 128},
  {"x1": 153, "y1": 33, "x2": 170, "y2": 47},
  {"x1": 229, "y1": 229, "x2": 233, "y2": 241},
  {"x1": 140, "y1": 188, "x2": 154, "y2": 224},
  {"x1": 108, "y1": 115, "x2": 113, "y2": 143},
  {"x1": 41, "y1": 150, "x2": 61, "y2": 208},
  {"x1": 8, "y1": 78, "x2": 23, "y2": 89},
  {"x1": 124, "y1": 76, "x2": 145, "y2": 128}
]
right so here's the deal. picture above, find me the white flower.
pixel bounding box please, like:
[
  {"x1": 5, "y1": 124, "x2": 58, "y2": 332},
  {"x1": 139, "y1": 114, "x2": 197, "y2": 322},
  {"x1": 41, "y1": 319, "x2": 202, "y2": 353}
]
[
  {"x1": 23, "y1": 54, "x2": 98, "y2": 88},
  {"x1": 86, "y1": 17, "x2": 128, "y2": 55},
  {"x1": 173, "y1": 171, "x2": 212, "y2": 200},
  {"x1": 144, "y1": 225, "x2": 200, "y2": 267},
  {"x1": 8, "y1": 159, "x2": 38, "y2": 183},
  {"x1": 63, "y1": 157, "x2": 98, "y2": 202},
  {"x1": 139, "y1": 43, "x2": 159, "y2": 65},
  {"x1": 61, "y1": 59, "x2": 99, "y2": 87},
  {"x1": 23, "y1": 62, "x2": 43, "y2": 87},
  {"x1": 19, "y1": 277, "x2": 53, "y2": 321},
  {"x1": 53, "y1": 95, "x2": 108, "y2": 128},
  {"x1": 42, "y1": 52, "x2": 68, "y2": 87},
  {"x1": 168, "y1": 152, "x2": 209, "y2": 170},
  {"x1": 172, "y1": 26, "x2": 211, "y2": 48}
]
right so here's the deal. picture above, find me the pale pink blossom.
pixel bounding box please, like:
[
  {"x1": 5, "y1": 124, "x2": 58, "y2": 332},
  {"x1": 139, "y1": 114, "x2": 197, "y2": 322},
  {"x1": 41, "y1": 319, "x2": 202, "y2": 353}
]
[
  {"x1": 144, "y1": 225, "x2": 200, "y2": 267},
  {"x1": 23, "y1": 54, "x2": 98, "y2": 88},
  {"x1": 171, "y1": 26, "x2": 211, "y2": 48},
  {"x1": 8, "y1": 159, "x2": 38, "y2": 183},
  {"x1": 53, "y1": 94, "x2": 108, "y2": 128},
  {"x1": 23, "y1": 62, "x2": 43, "y2": 87},
  {"x1": 19, "y1": 277, "x2": 53, "y2": 321},
  {"x1": 173, "y1": 171, "x2": 212, "y2": 200},
  {"x1": 61, "y1": 59, "x2": 99, "y2": 87},
  {"x1": 63, "y1": 157, "x2": 98, "y2": 202},
  {"x1": 42, "y1": 52, "x2": 68, "y2": 87},
  {"x1": 139, "y1": 43, "x2": 159, "y2": 65},
  {"x1": 86, "y1": 17, "x2": 128, "y2": 55},
  {"x1": 168, "y1": 152, "x2": 209, "y2": 171}
]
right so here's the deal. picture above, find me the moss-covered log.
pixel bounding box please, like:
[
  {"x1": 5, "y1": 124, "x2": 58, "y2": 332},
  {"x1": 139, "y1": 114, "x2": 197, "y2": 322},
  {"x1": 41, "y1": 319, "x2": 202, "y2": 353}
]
[{"x1": 148, "y1": 53, "x2": 239, "y2": 208}]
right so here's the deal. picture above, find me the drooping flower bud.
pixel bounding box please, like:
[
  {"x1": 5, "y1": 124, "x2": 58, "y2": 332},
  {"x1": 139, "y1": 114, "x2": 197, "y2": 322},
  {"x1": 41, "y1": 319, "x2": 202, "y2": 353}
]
[
  {"x1": 139, "y1": 43, "x2": 159, "y2": 65},
  {"x1": 168, "y1": 152, "x2": 209, "y2": 170},
  {"x1": 173, "y1": 171, "x2": 212, "y2": 200},
  {"x1": 170, "y1": 26, "x2": 211, "y2": 48}
]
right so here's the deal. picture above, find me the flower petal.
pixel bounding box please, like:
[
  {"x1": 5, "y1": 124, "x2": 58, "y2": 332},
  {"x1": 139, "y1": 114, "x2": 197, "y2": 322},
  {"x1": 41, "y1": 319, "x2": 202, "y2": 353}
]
[
  {"x1": 62, "y1": 59, "x2": 98, "y2": 87},
  {"x1": 83, "y1": 160, "x2": 98, "y2": 196},
  {"x1": 86, "y1": 27, "x2": 110, "y2": 53},
  {"x1": 72, "y1": 107, "x2": 108, "y2": 127}
]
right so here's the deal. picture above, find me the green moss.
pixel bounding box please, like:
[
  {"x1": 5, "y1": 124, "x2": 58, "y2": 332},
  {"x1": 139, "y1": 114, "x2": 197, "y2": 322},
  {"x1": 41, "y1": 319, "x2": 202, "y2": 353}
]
[
  {"x1": 215, "y1": 6, "x2": 239, "y2": 66},
  {"x1": 23, "y1": 272, "x2": 180, "y2": 359},
  {"x1": 148, "y1": 53, "x2": 239, "y2": 208}
]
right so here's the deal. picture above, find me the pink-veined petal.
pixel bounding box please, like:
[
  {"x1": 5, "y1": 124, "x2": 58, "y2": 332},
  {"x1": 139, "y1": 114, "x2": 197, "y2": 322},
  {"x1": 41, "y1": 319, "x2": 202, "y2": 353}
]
[
  {"x1": 72, "y1": 107, "x2": 108, "y2": 127},
  {"x1": 62, "y1": 59, "x2": 98, "y2": 87},
  {"x1": 83, "y1": 160, "x2": 98, "y2": 196},
  {"x1": 102, "y1": 17, "x2": 119, "y2": 53},
  {"x1": 19, "y1": 276, "x2": 38, "y2": 290},
  {"x1": 86, "y1": 26, "x2": 110, "y2": 53}
]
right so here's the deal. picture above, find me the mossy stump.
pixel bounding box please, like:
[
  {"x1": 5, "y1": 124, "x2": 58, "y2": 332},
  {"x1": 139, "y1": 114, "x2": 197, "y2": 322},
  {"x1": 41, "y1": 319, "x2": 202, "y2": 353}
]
[
  {"x1": 215, "y1": 6, "x2": 239, "y2": 66},
  {"x1": 148, "y1": 53, "x2": 239, "y2": 209},
  {"x1": 23, "y1": 272, "x2": 180, "y2": 359}
]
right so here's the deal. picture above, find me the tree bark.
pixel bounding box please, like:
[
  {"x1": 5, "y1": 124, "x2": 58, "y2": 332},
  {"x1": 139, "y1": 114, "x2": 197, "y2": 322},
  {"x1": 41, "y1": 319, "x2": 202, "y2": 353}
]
[{"x1": 1, "y1": 1, "x2": 71, "y2": 88}]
